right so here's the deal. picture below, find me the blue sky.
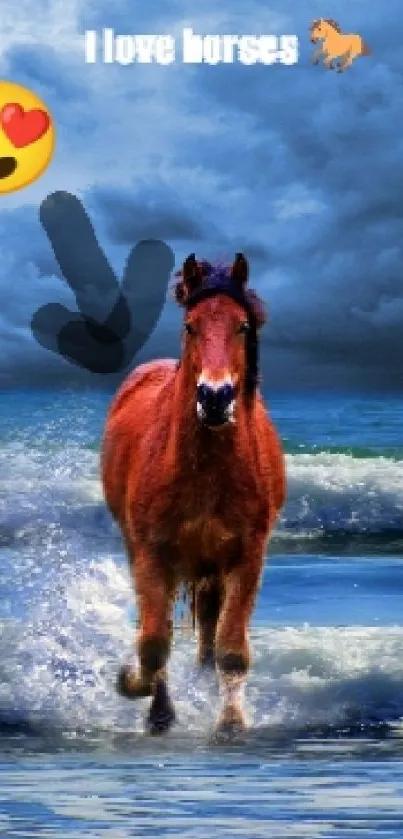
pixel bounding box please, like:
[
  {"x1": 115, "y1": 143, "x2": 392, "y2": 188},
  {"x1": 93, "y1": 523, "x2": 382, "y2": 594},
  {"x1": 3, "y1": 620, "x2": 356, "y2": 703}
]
[{"x1": 0, "y1": 0, "x2": 402, "y2": 391}]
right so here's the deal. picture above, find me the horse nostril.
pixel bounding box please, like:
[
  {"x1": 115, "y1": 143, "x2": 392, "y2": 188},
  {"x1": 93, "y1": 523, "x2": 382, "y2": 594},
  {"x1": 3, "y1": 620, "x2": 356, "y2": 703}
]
[
  {"x1": 220, "y1": 384, "x2": 234, "y2": 405},
  {"x1": 197, "y1": 382, "x2": 234, "y2": 411},
  {"x1": 197, "y1": 383, "x2": 210, "y2": 404}
]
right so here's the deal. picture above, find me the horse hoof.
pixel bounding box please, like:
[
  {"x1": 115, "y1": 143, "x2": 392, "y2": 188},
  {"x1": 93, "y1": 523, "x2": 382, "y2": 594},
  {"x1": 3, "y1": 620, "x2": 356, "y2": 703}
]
[
  {"x1": 214, "y1": 706, "x2": 247, "y2": 739},
  {"x1": 146, "y1": 679, "x2": 176, "y2": 735},
  {"x1": 116, "y1": 665, "x2": 153, "y2": 698},
  {"x1": 214, "y1": 719, "x2": 246, "y2": 741}
]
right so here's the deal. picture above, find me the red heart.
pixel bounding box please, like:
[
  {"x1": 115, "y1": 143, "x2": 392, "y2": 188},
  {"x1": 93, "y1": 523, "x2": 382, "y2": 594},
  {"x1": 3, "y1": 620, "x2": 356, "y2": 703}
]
[{"x1": 0, "y1": 103, "x2": 50, "y2": 148}]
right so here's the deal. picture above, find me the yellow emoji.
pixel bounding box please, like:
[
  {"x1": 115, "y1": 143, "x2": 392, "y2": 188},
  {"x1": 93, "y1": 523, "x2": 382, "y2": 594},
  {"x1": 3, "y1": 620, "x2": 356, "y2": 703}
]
[{"x1": 0, "y1": 81, "x2": 55, "y2": 195}]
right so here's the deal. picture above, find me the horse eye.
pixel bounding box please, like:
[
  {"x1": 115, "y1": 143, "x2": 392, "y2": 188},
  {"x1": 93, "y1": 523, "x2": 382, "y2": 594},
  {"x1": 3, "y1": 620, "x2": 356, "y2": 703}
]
[
  {"x1": 238, "y1": 322, "x2": 250, "y2": 334},
  {"x1": 184, "y1": 322, "x2": 196, "y2": 335}
]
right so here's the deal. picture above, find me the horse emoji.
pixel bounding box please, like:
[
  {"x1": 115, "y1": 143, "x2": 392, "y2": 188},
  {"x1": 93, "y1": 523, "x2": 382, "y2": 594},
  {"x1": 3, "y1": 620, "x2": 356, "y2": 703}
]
[{"x1": 310, "y1": 19, "x2": 371, "y2": 72}]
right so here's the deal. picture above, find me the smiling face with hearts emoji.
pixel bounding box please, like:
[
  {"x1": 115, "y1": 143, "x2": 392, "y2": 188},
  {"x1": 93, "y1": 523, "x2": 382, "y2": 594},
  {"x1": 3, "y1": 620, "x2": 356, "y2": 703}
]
[{"x1": 0, "y1": 81, "x2": 55, "y2": 194}]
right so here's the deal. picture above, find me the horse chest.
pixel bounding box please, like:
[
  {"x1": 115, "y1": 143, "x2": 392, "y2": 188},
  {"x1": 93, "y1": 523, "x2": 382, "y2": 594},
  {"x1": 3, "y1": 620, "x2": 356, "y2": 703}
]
[
  {"x1": 138, "y1": 430, "x2": 270, "y2": 566},
  {"x1": 176, "y1": 461, "x2": 243, "y2": 517},
  {"x1": 154, "y1": 464, "x2": 259, "y2": 565}
]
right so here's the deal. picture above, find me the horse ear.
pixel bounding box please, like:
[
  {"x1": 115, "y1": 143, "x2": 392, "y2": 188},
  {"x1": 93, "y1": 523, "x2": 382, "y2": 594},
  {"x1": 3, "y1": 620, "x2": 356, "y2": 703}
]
[
  {"x1": 231, "y1": 253, "x2": 249, "y2": 289},
  {"x1": 182, "y1": 253, "x2": 203, "y2": 297},
  {"x1": 172, "y1": 254, "x2": 211, "y2": 306}
]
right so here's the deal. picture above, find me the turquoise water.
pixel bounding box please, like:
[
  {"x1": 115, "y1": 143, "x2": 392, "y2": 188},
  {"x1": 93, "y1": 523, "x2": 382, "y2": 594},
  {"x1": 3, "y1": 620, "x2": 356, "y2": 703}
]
[{"x1": 0, "y1": 388, "x2": 403, "y2": 837}]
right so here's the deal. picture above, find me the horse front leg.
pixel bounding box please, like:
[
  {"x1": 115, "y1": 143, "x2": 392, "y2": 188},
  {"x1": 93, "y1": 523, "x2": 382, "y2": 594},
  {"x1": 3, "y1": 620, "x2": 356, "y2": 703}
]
[
  {"x1": 311, "y1": 44, "x2": 323, "y2": 65},
  {"x1": 196, "y1": 577, "x2": 222, "y2": 668},
  {"x1": 117, "y1": 547, "x2": 176, "y2": 734},
  {"x1": 323, "y1": 51, "x2": 335, "y2": 69},
  {"x1": 214, "y1": 547, "x2": 264, "y2": 735}
]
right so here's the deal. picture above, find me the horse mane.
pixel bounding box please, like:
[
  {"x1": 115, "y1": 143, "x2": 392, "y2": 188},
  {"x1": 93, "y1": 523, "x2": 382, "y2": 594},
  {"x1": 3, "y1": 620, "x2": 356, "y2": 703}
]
[
  {"x1": 324, "y1": 19, "x2": 341, "y2": 32},
  {"x1": 172, "y1": 260, "x2": 267, "y2": 328},
  {"x1": 310, "y1": 18, "x2": 341, "y2": 33},
  {"x1": 171, "y1": 259, "x2": 268, "y2": 398}
]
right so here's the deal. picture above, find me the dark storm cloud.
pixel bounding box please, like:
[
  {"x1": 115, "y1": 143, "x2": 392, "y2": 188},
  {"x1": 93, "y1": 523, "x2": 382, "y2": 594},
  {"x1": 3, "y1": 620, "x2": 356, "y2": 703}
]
[
  {"x1": 175, "y1": 0, "x2": 403, "y2": 390},
  {"x1": 0, "y1": 0, "x2": 402, "y2": 391},
  {"x1": 94, "y1": 187, "x2": 209, "y2": 243},
  {"x1": 93, "y1": 186, "x2": 273, "y2": 268}
]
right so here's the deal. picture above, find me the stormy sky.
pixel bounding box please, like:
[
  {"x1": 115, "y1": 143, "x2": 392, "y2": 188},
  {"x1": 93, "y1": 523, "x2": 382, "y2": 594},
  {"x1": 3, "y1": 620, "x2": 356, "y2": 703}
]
[{"x1": 0, "y1": 0, "x2": 402, "y2": 392}]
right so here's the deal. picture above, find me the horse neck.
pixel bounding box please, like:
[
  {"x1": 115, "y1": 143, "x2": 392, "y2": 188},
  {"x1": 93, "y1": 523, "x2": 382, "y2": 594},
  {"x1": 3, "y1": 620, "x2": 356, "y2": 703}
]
[
  {"x1": 166, "y1": 361, "x2": 256, "y2": 471},
  {"x1": 325, "y1": 24, "x2": 336, "y2": 39}
]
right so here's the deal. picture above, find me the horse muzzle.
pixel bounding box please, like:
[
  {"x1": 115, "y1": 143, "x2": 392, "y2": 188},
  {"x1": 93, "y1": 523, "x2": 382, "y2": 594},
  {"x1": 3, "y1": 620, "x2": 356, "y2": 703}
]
[{"x1": 196, "y1": 381, "x2": 236, "y2": 428}]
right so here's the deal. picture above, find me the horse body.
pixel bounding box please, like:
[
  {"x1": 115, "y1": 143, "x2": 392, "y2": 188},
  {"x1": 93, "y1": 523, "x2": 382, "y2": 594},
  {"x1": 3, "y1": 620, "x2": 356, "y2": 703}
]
[
  {"x1": 104, "y1": 358, "x2": 281, "y2": 574},
  {"x1": 101, "y1": 254, "x2": 286, "y2": 735}
]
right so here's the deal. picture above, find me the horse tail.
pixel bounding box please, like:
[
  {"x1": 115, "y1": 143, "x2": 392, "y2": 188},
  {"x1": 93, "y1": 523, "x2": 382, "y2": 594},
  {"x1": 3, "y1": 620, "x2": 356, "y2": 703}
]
[{"x1": 361, "y1": 38, "x2": 371, "y2": 56}]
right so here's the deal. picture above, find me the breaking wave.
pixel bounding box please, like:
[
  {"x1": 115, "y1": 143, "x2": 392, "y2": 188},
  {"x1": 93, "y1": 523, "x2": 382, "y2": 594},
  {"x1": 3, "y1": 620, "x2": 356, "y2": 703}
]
[
  {"x1": 1, "y1": 440, "x2": 402, "y2": 553},
  {"x1": 1, "y1": 553, "x2": 403, "y2": 744}
]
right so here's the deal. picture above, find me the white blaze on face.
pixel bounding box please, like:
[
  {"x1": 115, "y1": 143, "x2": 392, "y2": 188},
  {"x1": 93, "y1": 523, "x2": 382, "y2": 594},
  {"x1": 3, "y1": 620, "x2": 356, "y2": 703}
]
[{"x1": 197, "y1": 373, "x2": 233, "y2": 390}]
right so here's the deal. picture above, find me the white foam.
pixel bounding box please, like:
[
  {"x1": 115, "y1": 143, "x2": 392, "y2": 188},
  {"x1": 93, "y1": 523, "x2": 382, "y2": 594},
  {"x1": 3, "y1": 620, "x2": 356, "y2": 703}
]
[
  {"x1": 1, "y1": 557, "x2": 403, "y2": 736},
  {"x1": 1, "y1": 439, "x2": 403, "y2": 736},
  {"x1": 277, "y1": 452, "x2": 403, "y2": 536},
  {"x1": 1, "y1": 443, "x2": 403, "y2": 543}
]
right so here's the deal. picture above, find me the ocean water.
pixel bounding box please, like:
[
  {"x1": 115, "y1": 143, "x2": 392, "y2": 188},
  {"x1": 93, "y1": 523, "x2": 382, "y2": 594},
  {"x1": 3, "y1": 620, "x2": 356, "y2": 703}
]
[{"x1": 1, "y1": 387, "x2": 403, "y2": 838}]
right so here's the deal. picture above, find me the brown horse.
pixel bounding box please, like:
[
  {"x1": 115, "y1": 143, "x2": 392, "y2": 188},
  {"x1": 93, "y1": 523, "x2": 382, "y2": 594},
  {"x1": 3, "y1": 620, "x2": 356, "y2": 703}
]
[{"x1": 101, "y1": 253, "x2": 286, "y2": 735}]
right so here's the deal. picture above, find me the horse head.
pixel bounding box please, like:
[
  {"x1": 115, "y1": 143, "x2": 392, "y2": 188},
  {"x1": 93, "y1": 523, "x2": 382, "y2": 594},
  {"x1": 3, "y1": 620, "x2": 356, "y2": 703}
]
[
  {"x1": 310, "y1": 18, "x2": 341, "y2": 42},
  {"x1": 173, "y1": 253, "x2": 267, "y2": 429},
  {"x1": 310, "y1": 19, "x2": 324, "y2": 42}
]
